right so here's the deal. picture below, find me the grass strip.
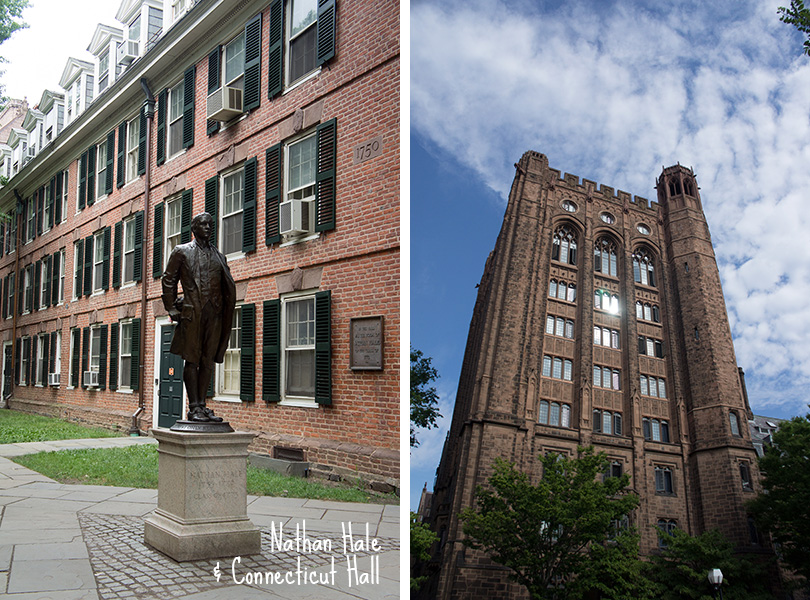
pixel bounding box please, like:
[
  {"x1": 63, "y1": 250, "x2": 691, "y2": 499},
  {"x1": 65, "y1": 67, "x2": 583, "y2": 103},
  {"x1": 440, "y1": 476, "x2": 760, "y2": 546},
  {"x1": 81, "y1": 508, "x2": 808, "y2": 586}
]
[
  {"x1": 12, "y1": 444, "x2": 398, "y2": 504},
  {"x1": 0, "y1": 409, "x2": 121, "y2": 444}
]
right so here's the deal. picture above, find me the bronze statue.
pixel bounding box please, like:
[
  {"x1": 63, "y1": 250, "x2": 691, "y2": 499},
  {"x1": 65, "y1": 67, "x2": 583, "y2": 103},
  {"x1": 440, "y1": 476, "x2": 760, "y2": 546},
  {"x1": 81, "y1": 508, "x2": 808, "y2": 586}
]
[{"x1": 161, "y1": 212, "x2": 236, "y2": 423}]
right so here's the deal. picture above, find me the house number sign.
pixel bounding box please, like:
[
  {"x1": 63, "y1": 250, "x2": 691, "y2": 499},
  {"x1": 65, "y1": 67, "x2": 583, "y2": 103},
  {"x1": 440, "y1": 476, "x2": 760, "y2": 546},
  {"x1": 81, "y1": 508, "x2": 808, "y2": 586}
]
[
  {"x1": 352, "y1": 135, "x2": 383, "y2": 165},
  {"x1": 350, "y1": 316, "x2": 383, "y2": 370}
]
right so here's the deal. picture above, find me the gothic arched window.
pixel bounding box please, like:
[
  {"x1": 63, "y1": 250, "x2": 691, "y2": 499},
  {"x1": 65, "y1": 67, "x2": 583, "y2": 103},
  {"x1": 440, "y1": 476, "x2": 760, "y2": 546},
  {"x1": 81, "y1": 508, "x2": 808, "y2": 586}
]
[
  {"x1": 594, "y1": 237, "x2": 618, "y2": 277},
  {"x1": 632, "y1": 247, "x2": 656, "y2": 287},
  {"x1": 552, "y1": 225, "x2": 578, "y2": 266}
]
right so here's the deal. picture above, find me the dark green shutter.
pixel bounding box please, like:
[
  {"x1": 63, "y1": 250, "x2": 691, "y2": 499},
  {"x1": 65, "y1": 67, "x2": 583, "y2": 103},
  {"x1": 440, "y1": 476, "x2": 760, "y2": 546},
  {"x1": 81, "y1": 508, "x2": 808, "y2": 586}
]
[
  {"x1": 317, "y1": 0, "x2": 337, "y2": 65},
  {"x1": 133, "y1": 211, "x2": 144, "y2": 282},
  {"x1": 240, "y1": 303, "x2": 255, "y2": 402},
  {"x1": 207, "y1": 47, "x2": 221, "y2": 136},
  {"x1": 49, "y1": 331, "x2": 57, "y2": 384},
  {"x1": 102, "y1": 226, "x2": 111, "y2": 290},
  {"x1": 106, "y1": 131, "x2": 115, "y2": 194},
  {"x1": 71, "y1": 329, "x2": 80, "y2": 387},
  {"x1": 98, "y1": 324, "x2": 108, "y2": 390},
  {"x1": 36, "y1": 188, "x2": 43, "y2": 236},
  {"x1": 153, "y1": 202, "x2": 164, "y2": 278},
  {"x1": 156, "y1": 88, "x2": 167, "y2": 165},
  {"x1": 54, "y1": 172, "x2": 63, "y2": 223},
  {"x1": 74, "y1": 239, "x2": 84, "y2": 298},
  {"x1": 267, "y1": 0, "x2": 283, "y2": 99},
  {"x1": 112, "y1": 221, "x2": 122, "y2": 288},
  {"x1": 117, "y1": 121, "x2": 126, "y2": 188},
  {"x1": 242, "y1": 157, "x2": 257, "y2": 253},
  {"x1": 243, "y1": 13, "x2": 262, "y2": 112},
  {"x1": 51, "y1": 251, "x2": 60, "y2": 305},
  {"x1": 265, "y1": 143, "x2": 282, "y2": 245},
  {"x1": 33, "y1": 261, "x2": 41, "y2": 311},
  {"x1": 183, "y1": 66, "x2": 196, "y2": 148},
  {"x1": 48, "y1": 177, "x2": 55, "y2": 229},
  {"x1": 137, "y1": 107, "x2": 147, "y2": 176},
  {"x1": 43, "y1": 255, "x2": 51, "y2": 308},
  {"x1": 81, "y1": 327, "x2": 89, "y2": 388},
  {"x1": 79, "y1": 152, "x2": 87, "y2": 209},
  {"x1": 83, "y1": 235, "x2": 93, "y2": 296},
  {"x1": 42, "y1": 334, "x2": 50, "y2": 386},
  {"x1": 87, "y1": 145, "x2": 96, "y2": 206},
  {"x1": 109, "y1": 323, "x2": 119, "y2": 391},
  {"x1": 314, "y1": 290, "x2": 331, "y2": 405},
  {"x1": 205, "y1": 175, "x2": 218, "y2": 247},
  {"x1": 262, "y1": 299, "x2": 280, "y2": 402},
  {"x1": 180, "y1": 188, "x2": 193, "y2": 243},
  {"x1": 315, "y1": 118, "x2": 337, "y2": 232},
  {"x1": 130, "y1": 318, "x2": 140, "y2": 390}
]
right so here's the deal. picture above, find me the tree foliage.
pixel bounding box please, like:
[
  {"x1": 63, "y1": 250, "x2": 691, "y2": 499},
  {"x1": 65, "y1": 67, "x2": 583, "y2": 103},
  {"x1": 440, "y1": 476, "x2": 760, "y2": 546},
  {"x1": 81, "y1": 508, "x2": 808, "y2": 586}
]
[
  {"x1": 644, "y1": 528, "x2": 773, "y2": 600},
  {"x1": 779, "y1": 0, "x2": 810, "y2": 56},
  {"x1": 410, "y1": 346, "x2": 440, "y2": 447},
  {"x1": 0, "y1": 0, "x2": 27, "y2": 45},
  {"x1": 410, "y1": 511, "x2": 439, "y2": 590},
  {"x1": 460, "y1": 447, "x2": 640, "y2": 600},
  {"x1": 747, "y1": 414, "x2": 810, "y2": 591}
]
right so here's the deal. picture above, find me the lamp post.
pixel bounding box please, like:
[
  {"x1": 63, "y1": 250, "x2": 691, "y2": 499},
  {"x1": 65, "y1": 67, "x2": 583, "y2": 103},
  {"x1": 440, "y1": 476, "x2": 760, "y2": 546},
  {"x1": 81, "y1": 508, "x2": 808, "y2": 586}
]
[{"x1": 707, "y1": 568, "x2": 724, "y2": 600}]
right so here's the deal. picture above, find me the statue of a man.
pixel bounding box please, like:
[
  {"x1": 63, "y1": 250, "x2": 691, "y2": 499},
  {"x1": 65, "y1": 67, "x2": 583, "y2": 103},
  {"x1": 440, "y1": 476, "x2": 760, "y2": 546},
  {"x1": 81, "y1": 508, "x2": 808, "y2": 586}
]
[{"x1": 161, "y1": 212, "x2": 236, "y2": 423}]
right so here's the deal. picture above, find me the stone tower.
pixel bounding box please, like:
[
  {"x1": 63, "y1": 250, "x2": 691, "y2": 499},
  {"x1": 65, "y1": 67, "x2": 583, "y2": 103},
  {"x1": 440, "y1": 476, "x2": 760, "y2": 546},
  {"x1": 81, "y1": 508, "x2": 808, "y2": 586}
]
[{"x1": 423, "y1": 152, "x2": 767, "y2": 599}]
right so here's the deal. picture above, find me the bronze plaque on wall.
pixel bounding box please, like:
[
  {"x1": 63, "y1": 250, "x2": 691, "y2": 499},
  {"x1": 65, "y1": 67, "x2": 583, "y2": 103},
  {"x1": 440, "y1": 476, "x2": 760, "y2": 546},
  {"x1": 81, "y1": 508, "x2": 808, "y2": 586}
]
[{"x1": 350, "y1": 316, "x2": 383, "y2": 370}]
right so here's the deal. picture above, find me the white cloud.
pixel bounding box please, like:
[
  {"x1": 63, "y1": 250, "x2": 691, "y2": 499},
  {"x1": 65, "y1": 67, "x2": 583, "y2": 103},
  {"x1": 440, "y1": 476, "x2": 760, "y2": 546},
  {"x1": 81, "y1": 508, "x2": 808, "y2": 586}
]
[{"x1": 413, "y1": 0, "x2": 810, "y2": 418}]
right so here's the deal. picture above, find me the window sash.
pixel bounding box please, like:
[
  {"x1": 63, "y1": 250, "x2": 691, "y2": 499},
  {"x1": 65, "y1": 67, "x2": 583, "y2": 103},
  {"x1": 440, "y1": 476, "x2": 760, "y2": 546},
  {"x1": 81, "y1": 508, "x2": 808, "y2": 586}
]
[
  {"x1": 93, "y1": 233, "x2": 104, "y2": 291},
  {"x1": 97, "y1": 142, "x2": 107, "y2": 197},
  {"x1": 126, "y1": 116, "x2": 139, "y2": 181},
  {"x1": 283, "y1": 297, "x2": 316, "y2": 398},
  {"x1": 539, "y1": 401, "x2": 549, "y2": 424},
  {"x1": 165, "y1": 198, "x2": 182, "y2": 260},
  {"x1": 168, "y1": 80, "x2": 184, "y2": 157},
  {"x1": 286, "y1": 135, "x2": 317, "y2": 198},
  {"x1": 120, "y1": 322, "x2": 132, "y2": 387},
  {"x1": 90, "y1": 328, "x2": 101, "y2": 371},
  {"x1": 224, "y1": 32, "x2": 246, "y2": 88}
]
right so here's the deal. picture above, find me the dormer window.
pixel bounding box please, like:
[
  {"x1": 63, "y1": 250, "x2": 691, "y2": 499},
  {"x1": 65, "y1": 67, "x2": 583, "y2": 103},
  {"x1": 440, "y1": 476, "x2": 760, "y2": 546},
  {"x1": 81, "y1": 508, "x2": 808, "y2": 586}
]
[
  {"x1": 129, "y1": 15, "x2": 140, "y2": 43},
  {"x1": 99, "y1": 51, "x2": 109, "y2": 93}
]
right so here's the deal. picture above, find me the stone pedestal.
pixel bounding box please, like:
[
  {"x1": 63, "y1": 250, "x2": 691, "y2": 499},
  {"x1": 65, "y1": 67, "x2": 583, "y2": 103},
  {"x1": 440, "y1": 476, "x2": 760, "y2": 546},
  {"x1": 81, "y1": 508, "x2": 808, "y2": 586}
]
[{"x1": 144, "y1": 429, "x2": 262, "y2": 561}]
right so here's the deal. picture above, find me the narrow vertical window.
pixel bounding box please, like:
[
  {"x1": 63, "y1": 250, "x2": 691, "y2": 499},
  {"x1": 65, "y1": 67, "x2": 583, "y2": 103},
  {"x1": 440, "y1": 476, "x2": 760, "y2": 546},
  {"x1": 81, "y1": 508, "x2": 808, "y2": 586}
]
[
  {"x1": 730, "y1": 411, "x2": 741, "y2": 436},
  {"x1": 565, "y1": 320, "x2": 574, "y2": 339},
  {"x1": 543, "y1": 356, "x2": 552, "y2": 377},
  {"x1": 561, "y1": 405, "x2": 570, "y2": 428},
  {"x1": 552, "y1": 357, "x2": 562, "y2": 379},
  {"x1": 550, "y1": 402, "x2": 560, "y2": 426},
  {"x1": 563, "y1": 359, "x2": 572, "y2": 381},
  {"x1": 538, "y1": 400, "x2": 549, "y2": 424},
  {"x1": 552, "y1": 225, "x2": 577, "y2": 265}
]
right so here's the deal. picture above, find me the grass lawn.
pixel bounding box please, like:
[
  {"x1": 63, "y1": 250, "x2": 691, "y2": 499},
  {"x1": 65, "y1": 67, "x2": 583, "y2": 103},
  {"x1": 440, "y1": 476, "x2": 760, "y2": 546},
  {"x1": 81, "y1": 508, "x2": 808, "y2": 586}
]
[
  {"x1": 0, "y1": 409, "x2": 121, "y2": 444},
  {"x1": 12, "y1": 444, "x2": 398, "y2": 504}
]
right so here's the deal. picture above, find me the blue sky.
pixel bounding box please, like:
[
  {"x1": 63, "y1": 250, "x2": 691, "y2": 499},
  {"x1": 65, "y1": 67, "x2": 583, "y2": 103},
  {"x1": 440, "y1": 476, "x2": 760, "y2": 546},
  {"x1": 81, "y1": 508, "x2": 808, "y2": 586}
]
[{"x1": 410, "y1": 0, "x2": 810, "y2": 510}]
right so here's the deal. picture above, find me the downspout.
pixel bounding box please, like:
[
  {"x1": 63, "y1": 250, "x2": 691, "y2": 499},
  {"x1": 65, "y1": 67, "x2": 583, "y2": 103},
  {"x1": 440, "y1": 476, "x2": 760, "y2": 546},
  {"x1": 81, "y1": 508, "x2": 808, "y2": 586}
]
[
  {"x1": 131, "y1": 78, "x2": 155, "y2": 435},
  {"x1": 6, "y1": 190, "x2": 23, "y2": 407}
]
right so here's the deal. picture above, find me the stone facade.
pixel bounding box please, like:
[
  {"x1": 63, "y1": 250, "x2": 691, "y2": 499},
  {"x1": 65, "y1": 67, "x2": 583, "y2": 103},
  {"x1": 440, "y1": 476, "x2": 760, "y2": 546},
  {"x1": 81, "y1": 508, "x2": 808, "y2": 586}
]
[
  {"x1": 0, "y1": 0, "x2": 399, "y2": 488},
  {"x1": 424, "y1": 151, "x2": 768, "y2": 598}
]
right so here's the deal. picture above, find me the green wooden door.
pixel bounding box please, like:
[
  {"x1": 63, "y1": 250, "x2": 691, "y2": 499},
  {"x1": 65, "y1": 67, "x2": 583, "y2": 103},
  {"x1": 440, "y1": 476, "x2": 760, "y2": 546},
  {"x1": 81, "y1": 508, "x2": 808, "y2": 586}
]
[{"x1": 158, "y1": 324, "x2": 184, "y2": 428}]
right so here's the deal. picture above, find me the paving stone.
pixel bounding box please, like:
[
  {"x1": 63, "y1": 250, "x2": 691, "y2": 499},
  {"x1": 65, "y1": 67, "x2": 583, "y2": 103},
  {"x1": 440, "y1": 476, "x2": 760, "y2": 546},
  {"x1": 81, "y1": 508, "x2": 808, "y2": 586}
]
[
  {"x1": 7, "y1": 558, "x2": 96, "y2": 593},
  {"x1": 13, "y1": 539, "x2": 89, "y2": 561}
]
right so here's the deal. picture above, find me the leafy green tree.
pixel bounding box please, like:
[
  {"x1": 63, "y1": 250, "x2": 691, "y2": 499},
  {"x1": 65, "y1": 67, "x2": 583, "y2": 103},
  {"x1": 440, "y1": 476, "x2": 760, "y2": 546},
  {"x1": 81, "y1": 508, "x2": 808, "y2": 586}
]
[
  {"x1": 460, "y1": 447, "x2": 640, "y2": 600},
  {"x1": 644, "y1": 528, "x2": 773, "y2": 600},
  {"x1": 569, "y1": 529, "x2": 653, "y2": 600},
  {"x1": 748, "y1": 414, "x2": 810, "y2": 591},
  {"x1": 410, "y1": 511, "x2": 439, "y2": 590},
  {"x1": 779, "y1": 0, "x2": 810, "y2": 56},
  {"x1": 410, "y1": 346, "x2": 440, "y2": 447},
  {"x1": 0, "y1": 0, "x2": 29, "y2": 106}
]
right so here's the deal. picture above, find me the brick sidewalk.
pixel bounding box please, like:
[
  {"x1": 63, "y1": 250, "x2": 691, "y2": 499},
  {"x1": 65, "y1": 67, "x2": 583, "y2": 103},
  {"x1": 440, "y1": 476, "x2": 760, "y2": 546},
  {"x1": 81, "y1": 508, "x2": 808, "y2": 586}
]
[{"x1": 0, "y1": 437, "x2": 400, "y2": 599}]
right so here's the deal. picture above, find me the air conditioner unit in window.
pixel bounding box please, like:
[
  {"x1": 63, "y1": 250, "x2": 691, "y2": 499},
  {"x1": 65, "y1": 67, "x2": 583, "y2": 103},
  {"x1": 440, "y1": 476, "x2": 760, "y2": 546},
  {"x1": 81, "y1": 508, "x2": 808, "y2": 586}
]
[
  {"x1": 83, "y1": 370, "x2": 99, "y2": 387},
  {"x1": 206, "y1": 86, "x2": 244, "y2": 122},
  {"x1": 117, "y1": 40, "x2": 139, "y2": 66},
  {"x1": 48, "y1": 372, "x2": 60, "y2": 386},
  {"x1": 279, "y1": 198, "x2": 314, "y2": 236}
]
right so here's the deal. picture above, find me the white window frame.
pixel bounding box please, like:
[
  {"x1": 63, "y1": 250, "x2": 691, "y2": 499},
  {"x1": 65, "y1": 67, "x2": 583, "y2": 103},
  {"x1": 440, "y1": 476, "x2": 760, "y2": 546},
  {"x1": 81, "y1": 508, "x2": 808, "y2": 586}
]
[
  {"x1": 20, "y1": 336, "x2": 30, "y2": 386},
  {"x1": 50, "y1": 331, "x2": 61, "y2": 383},
  {"x1": 35, "y1": 333, "x2": 47, "y2": 386},
  {"x1": 23, "y1": 265, "x2": 32, "y2": 313},
  {"x1": 98, "y1": 50, "x2": 109, "y2": 93},
  {"x1": 119, "y1": 320, "x2": 133, "y2": 390},
  {"x1": 61, "y1": 170, "x2": 69, "y2": 223},
  {"x1": 219, "y1": 165, "x2": 245, "y2": 256},
  {"x1": 39, "y1": 262, "x2": 49, "y2": 308},
  {"x1": 167, "y1": 79, "x2": 185, "y2": 159},
  {"x1": 164, "y1": 196, "x2": 182, "y2": 269},
  {"x1": 68, "y1": 329, "x2": 79, "y2": 388},
  {"x1": 96, "y1": 139, "x2": 108, "y2": 200},
  {"x1": 126, "y1": 114, "x2": 140, "y2": 183},
  {"x1": 58, "y1": 249, "x2": 65, "y2": 304},
  {"x1": 215, "y1": 305, "x2": 242, "y2": 400},
  {"x1": 223, "y1": 30, "x2": 246, "y2": 91},
  {"x1": 286, "y1": 0, "x2": 320, "y2": 88},
  {"x1": 92, "y1": 231, "x2": 105, "y2": 293},
  {"x1": 89, "y1": 325, "x2": 102, "y2": 375},
  {"x1": 280, "y1": 290, "x2": 317, "y2": 407},
  {"x1": 42, "y1": 184, "x2": 52, "y2": 234},
  {"x1": 26, "y1": 200, "x2": 34, "y2": 243},
  {"x1": 122, "y1": 217, "x2": 137, "y2": 285}
]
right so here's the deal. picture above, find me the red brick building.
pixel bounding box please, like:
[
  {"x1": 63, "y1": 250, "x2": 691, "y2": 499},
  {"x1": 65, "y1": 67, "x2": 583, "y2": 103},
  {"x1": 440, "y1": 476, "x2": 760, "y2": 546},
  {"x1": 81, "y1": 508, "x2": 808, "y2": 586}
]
[
  {"x1": 423, "y1": 151, "x2": 768, "y2": 597},
  {"x1": 0, "y1": 0, "x2": 399, "y2": 489}
]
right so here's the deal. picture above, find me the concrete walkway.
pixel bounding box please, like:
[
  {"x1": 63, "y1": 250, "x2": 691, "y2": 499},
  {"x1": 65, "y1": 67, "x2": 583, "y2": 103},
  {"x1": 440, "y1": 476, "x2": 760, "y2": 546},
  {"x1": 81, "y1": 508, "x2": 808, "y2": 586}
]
[{"x1": 0, "y1": 437, "x2": 400, "y2": 599}]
